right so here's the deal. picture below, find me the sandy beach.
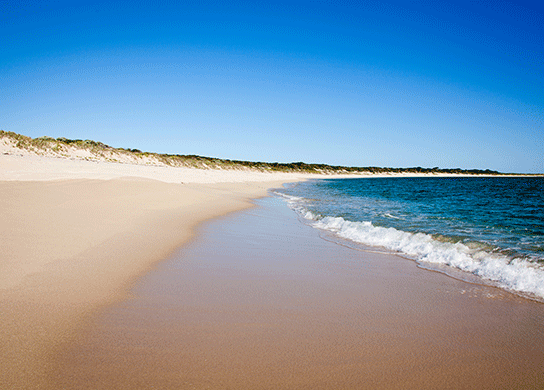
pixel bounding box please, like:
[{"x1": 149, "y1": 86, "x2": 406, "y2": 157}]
[
  {"x1": 49, "y1": 196, "x2": 544, "y2": 389},
  {"x1": 0, "y1": 152, "x2": 318, "y2": 389},
  {"x1": 1, "y1": 150, "x2": 543, "y2": 389}
]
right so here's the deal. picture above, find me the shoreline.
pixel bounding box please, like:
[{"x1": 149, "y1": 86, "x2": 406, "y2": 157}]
[
  {"x1": 0, "y1": 151, "x2": 315, "y2": 389},
  {"x1": 1, "y1": 179, "x2": 295, "y2": 389},
  {"x1": 1, "y1": 152, "x2": 541, "y2": 388},
  {"x1": 49, "y1": 195, "x2": 544, "y2": 389}
]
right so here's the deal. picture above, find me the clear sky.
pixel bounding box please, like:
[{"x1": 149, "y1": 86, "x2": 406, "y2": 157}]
[{"x1": 1, "y1": 0, "x2": 542, "y2": 173}]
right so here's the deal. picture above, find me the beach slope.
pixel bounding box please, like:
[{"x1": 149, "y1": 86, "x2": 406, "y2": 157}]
[{"x1": 0, "y1": 153, "x2": 310, "y2": 389}]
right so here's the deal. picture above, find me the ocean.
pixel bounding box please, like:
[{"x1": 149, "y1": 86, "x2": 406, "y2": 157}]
[{"x1": 275, "y1": 177, "x2": 544, "y2": 301}]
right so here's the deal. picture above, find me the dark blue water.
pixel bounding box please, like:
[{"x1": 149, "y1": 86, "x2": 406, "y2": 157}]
[{"x1": 276, "y1": 177, "x2": 544, "y2": 300}]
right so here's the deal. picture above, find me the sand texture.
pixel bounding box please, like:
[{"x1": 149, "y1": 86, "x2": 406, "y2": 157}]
[
  {"x1": 49, "y1": 197, "x2": 544, "y2": 389},
  {"x1": 0, "y1": 152, "x2": 314, "y2": 389}
]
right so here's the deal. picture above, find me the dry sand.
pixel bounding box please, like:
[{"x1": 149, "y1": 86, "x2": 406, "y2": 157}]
[{"x1": 0, "y1": 152, "x2": 319, "y2": 389}]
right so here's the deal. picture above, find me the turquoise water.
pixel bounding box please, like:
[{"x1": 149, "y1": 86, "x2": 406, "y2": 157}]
[{"x1": 276, "y1": 177, "x2": 544, "y2": 300}]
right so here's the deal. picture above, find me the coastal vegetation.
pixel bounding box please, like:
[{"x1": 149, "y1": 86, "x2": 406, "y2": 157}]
[{"x1": 0, "y1": 130, "x2": 507, "y2": 175}]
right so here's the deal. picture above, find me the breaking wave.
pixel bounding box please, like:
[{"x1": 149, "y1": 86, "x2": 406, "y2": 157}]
[{"x1": 276, "y1": 190, "x2": 544, "y2": 300}]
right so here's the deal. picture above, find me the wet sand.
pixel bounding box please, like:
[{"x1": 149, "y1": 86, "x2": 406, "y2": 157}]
[
  {"x1": 0, "y1": 178, "x2": 292, "y2": 389},
  {"x1": 49, "y1": 196, "x2": 544, "y2": 389}
]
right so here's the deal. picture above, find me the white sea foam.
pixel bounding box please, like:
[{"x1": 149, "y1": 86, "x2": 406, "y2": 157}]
[
  {"x1": 273, "y1": 191, "x2": 304, "y2": 203},
  {"x1": 274, "y1": 191, "x2": 318, "y2": 219},
  {"x1": 383, "y1": 213, "x2": 401, "y2": 219},
  {"x1": 289, "y1": 204, "x2": 544, "y2": 299}
]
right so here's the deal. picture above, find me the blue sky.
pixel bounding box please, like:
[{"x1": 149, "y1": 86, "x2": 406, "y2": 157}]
[{"x1": 1, "y1": 1, "x2": 542, "y2": 172}]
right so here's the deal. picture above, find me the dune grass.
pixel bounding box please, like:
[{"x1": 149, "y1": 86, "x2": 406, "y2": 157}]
[{"x1": 1, "y1": 130, "x2": 505, "y2": 175}]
